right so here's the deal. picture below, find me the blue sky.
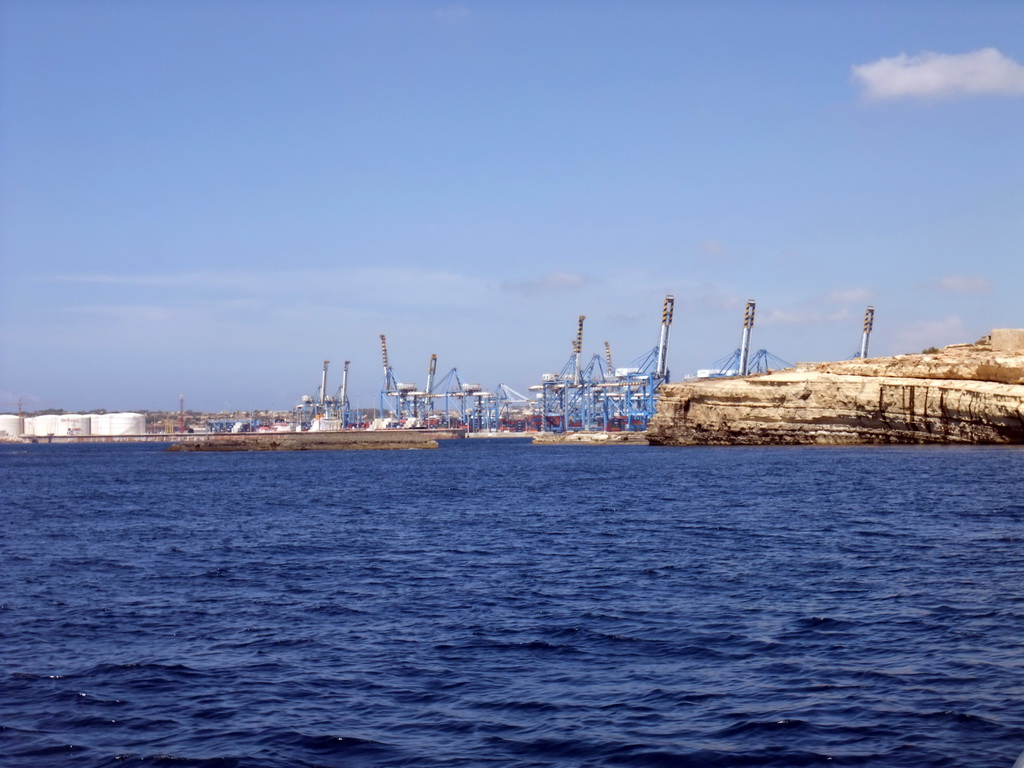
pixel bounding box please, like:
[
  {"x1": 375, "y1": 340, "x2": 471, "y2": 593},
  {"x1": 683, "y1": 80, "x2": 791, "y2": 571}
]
[{"x1": 2, "y1": 0, "x2": 1022, "y2": 413}]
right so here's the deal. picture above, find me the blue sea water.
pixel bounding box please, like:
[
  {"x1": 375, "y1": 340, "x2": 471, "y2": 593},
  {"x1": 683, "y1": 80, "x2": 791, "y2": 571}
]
[{"x1": 2, "y1": 439, "x2": 1024, "y2": 767}]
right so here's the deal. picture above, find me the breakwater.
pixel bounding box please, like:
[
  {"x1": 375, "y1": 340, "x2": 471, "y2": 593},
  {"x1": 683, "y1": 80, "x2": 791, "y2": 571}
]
[{"x1": 168, "y1": 429, "x2": 464, "y2": 451}]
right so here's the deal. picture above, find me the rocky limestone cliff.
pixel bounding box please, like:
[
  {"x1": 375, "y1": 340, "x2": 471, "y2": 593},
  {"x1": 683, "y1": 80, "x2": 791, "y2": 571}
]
[{"x1": 648, "y1": 331, "x2": 1024, "y2": 445}]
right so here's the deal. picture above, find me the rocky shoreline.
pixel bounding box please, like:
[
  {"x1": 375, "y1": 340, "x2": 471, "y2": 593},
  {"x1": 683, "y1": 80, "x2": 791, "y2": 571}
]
[
  {"x1": 648, "y1": 329, "x2": 1024, "y2": 446},
  {"x1": 532, "y1": 431, "x2": 649, "y2": 445}
]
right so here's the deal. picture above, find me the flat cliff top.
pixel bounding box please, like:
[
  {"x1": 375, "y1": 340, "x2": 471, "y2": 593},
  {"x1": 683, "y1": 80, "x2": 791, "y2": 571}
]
[
  {"x1": 665, "y1": 340, "x2": 1024, "y2": 398},
  {"x1": 796, "y1": 340, "x2": 1024, "y2": 385},
  {"x1": 663, "y1": 368, "x2": 1024, "y2": 403}
]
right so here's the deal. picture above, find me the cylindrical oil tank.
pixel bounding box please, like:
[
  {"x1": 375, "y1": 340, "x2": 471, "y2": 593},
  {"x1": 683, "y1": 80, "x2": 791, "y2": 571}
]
[
  {"x1": 91, "y1": 413, "x2": 110, "y2": 434},
  {"x1": 29, "y1": 414, "x2": 59, "y2": 436},
  {"x1": 104, "y1": 412, "x2": 145, "y2": 435},
  {"x1": 56, "y1": 414, "x2": 91, "y2": 436},
  {"x1": 0, "y1": 414, "x2": 22, "y2": 437}
]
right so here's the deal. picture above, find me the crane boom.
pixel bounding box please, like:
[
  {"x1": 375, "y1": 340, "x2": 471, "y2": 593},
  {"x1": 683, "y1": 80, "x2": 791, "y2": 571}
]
[
  {"x1": 738, "y1": 299, "x2": 755, "y2": 376},
  {"x1": 426, "y1": 354, "x2": 438, "y2": 396},
  {"x1": 655, "y1": 294, "x2": 675, "y2": 380},
  {"x1": 574, "y1": 315, "x2": 585, "y2": 385},
  {"x1": 320, "y1": 360, "x2": 330, "y2": 406},
  {"x1": 859, "y1": 306, "x2": 875, "y2": 359},
  {"x1": 340, "y1": 360, "x2": 350, "y2": 409}
]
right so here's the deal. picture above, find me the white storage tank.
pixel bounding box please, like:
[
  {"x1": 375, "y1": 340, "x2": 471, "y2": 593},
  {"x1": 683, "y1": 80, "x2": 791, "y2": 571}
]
[
  {"x1": 56, "y1": 414, "x2": 91, "y2": 436},
  {"x1": 29, "y1": 414, "x2": 59, "y2": 436},
  {"x1": 91, "y1": 413, "x2": 110, "y2": 434},
  {"x1": 0, "y1": 414, "x2": 22, "y2": 437},
  {"x1": 104, "y1": 412, "x2": 146, "y2": 435}
]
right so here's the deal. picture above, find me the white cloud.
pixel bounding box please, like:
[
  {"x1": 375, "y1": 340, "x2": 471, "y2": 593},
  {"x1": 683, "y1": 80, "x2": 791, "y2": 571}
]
[
  {"x1": 826, "y1": 308, "x2": 856, "y2": 323},
  {"x1": 48, "y1": 271, "x2": 277, "y2": 292},
  {"x1": 852, "y1": 48, "x2": 1024, "y2": 100},
  {"x1": 892, "y1": 316, "x2": 968, "y2": 352},
  {"x1": 827, "y1": 287, "x2": 873, "y2": 304},
  {"x1": 49, "y1": 268, "x2": 494, "y2": 306},
  {"x1": 50, "y1": 272, "x2": 195, "y2": 287},
  {"x1": 932, "y1": 275, "x2": 992, "y2": 294},
  {"x1": 349, "y1": 266, "x2": 487, "y2": 296},
  {"x1": 501, "y1": 270, "x2": 595, "y2": 295},
  {"x1": 53, "y1": 304, "x2": 177, "y2": 322},
  {"x1": 433, "y1": 5, "x2": 470, "y2": 21},
  {"x1": 698, "y1": 240, "x2": 726, "y2": 256},
  {"x1": 761, "y1": 308, "x2": 824, "y2": 326}
]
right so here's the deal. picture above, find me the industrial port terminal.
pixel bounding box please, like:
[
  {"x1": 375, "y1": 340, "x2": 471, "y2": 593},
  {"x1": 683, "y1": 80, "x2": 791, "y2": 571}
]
[
  {"x1": 285, "y1": 296, "x2": 873, "y2": 437},
  {"x1": 1, "y1": 297, "x2": 877, "y2": 441}
]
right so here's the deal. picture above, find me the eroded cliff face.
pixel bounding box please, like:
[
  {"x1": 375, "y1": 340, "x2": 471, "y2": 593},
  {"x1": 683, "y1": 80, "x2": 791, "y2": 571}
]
[{"x1": 648, "y1": 336, "x2": 1024, "y2": 445}]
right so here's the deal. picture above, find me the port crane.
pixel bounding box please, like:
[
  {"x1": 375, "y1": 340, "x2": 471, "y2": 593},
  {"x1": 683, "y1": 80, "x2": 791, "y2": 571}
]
[
  {"x1": 294, "y1": 358, "x2": 356, "y2": 429},
  {"x1": 378, "y1": 334, "x2": 421, "y2": 423},
  {"x1": 534, "y1": 295, "x2": 676, "y2": 432},
  {"x1": 705, "y1": 300, "x2": 791, "y2": 376},
  {"x1": 597, "y1": 294, "x2": 675, "y2": 430},
  {"x1": 857, "y1": 306, "x2": 875, "y2": 359},
  {"x1": 333, "y1": 360, "x2": 352, "y2": 426}
]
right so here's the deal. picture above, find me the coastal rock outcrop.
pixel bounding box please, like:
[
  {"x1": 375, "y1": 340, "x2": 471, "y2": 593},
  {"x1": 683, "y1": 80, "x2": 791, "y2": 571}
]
[
  {"x1": 532, "y1": 431, "x2": 649, "y2": 445},
  {"x1": 648, "y1": 330, "x2": 1024, "y2": 445}
]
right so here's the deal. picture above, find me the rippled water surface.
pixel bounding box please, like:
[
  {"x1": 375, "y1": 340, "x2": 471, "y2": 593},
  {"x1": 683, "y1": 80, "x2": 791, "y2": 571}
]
[{"x1": 3, "y1": 440, "x2": 1024, "y2": 767}]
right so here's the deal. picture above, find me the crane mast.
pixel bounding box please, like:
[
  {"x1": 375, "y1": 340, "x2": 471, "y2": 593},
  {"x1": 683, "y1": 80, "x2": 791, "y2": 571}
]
[
  {"x1": 738, "y1": 299, "x2": 756, "y2": 376},
  {"x1": 320, "y1": 360, "x2": 330, "y2": 406},
  {"x1": 379, "y1": 334, "x2": 400, "y2": 417},
  {"x1": 380, "y1": 334, "x2": 400, "y2": 391},
  {"x1": 573, "y1": 315, "x2": 585, "y2": 385},
  {"x1": 340, "y1": 360, "x2": 350, "y2": 409},
  {"x1": 604, "y1": 341, "x2": 614, "y2": 377},
  {"x1": 859, "y1": 306, "x2": 875, "y2": 359},
  {"x1": 655, "y1": 294, "x2": 674, "y2": 380},
  {"x1": 426, "y1": 354, "x2": 437, "y2": 396}
]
